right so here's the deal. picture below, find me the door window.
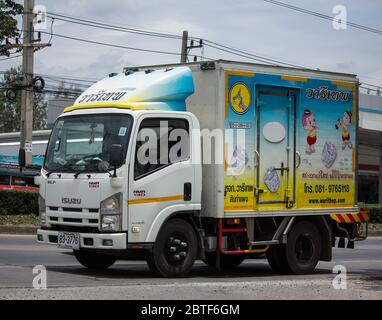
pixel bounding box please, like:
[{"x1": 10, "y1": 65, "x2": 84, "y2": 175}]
[{"x1": 134, "y1": 118, "x2": 189, "y2": 179}]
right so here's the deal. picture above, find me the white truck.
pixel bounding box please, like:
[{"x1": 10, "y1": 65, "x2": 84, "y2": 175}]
[{"x1": 36, "y1": 60, "x2": 369, "y2": 277}]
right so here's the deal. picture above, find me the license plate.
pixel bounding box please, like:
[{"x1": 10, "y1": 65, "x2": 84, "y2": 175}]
[{"x1": 57, "y1": 232, "x2": 80, "y2": 249}]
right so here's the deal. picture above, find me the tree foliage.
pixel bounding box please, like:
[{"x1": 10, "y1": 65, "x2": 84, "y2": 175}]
[
  {"x1": 0, "y1": 0, "x2": 23, "y2": 57},
  {"x1": 0, "y1": 66, "x2": 47, "y2": 132}
]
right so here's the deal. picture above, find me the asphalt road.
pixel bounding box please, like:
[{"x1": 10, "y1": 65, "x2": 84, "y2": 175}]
[{"x1": 0, "y1": 235, "x2": 381, "y2": 300}]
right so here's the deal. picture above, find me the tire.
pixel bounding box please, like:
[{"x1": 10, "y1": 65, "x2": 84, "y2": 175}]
[
  {"x1": 146, "y1": 219, "x2": 198, "y2": 278},
  {"x1": 266, "y1": 243, "x2": 292, "y2": 274},
  {"x1": 284, "y1": 221, "x2": 321, "y2": 274},
  {"x1": 202, "y1": 252, "x2": 245, "y2": 269},
  {"x1": 266, "y1": 245, "x2": 283, "y2": 273},
  {"x1": 267, "y1": 221, "x2": 322, "y2": 275},
  {"x1": 73, "y1": 250, "x2": 116, "y2": 270}
]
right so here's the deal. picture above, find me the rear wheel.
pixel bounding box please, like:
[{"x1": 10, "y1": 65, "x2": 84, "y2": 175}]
[
  {"x1": 73, "y1": 250, "x2": 116, "y2": 270},
  {"x1": 147, "y1": 219, "x2": 197, "y2": 278},
  {"x1": 267, "y1": 221, "x2": 321, "y2": 275},
  {"x1": 285, "y1": 221, "x2": 321, "y2": 274},
  {"x1": 202, "y1": 252, "x2": 245, "y2": 269}
]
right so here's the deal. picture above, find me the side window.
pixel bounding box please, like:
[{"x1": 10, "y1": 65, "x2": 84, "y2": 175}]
[{"x1": 134, "y1": 118, "x2": 190, "y2": 179}]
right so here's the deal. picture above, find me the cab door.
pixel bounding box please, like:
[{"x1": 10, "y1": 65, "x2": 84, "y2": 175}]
[
  {"x1": 127, "y1": 114, "x2": 195, "y2": 243},
  {"x1": 255, "y1": 86, "x2": 297, "y2": 209}
]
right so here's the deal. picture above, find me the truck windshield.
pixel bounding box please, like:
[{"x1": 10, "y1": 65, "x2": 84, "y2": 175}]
[{"x1": 44, "y1": 114, "x2": 132, "y2": 173}]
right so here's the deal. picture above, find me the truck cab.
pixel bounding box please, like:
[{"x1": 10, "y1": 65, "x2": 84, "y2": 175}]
[{"x1": 37, "y1": 107, "x2": 202, "y2": 273}]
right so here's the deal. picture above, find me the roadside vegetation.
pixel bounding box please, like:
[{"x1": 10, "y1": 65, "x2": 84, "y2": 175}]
[
  {"x1": 0, "y1": 214, "x2": 38, "y2": 226},
  {"x1": 0, "y1": 189, "x2": 38, "y2": 215}
]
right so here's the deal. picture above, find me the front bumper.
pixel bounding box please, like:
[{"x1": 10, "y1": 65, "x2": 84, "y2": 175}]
[{"x1": 37, "y1": 229, "x2": 127, "y2": 250}]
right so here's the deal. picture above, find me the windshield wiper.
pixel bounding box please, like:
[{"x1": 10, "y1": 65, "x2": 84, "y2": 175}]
[
  {"x1": 74, "y1": 167, "x2": 115, "y2": 179},
  {"x1": 73, "y1": 169, "x2": 92, "y2": 179}
]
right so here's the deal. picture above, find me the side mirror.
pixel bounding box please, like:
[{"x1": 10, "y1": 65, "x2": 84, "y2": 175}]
[{"x1": 109, "y1": 144, "x2": 124, "y2": 172}]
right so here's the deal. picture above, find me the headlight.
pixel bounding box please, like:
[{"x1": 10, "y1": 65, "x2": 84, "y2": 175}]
[
  {"x1": 38, "y1": 195, "x2": 47, "y2": 227},
  {"x1": 100, "y1": 193, "x2": 122, "y2": 232},
  {"x1": 101, "y1": 215, "x2": 120, "y2": 232}
]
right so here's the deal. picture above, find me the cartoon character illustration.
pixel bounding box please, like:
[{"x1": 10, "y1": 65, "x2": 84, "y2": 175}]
[
  {"x1": 335, "y1": 110, "x2": 353, "y2": 150},
  {"x1": 302, "y1": 109, "x2": 318, "y2": 154}
]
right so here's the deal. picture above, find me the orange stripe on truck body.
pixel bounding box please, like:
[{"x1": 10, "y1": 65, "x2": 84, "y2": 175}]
[{"x1": 128, "y1": 195, "x2": 184, "y2": 205}]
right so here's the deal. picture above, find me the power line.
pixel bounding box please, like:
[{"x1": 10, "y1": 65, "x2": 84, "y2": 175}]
[
  {"x1": 46, "y1": 12, "x2": 300, "y2": 67},
  {"x1": 48, "y1": 13, "x2": 308, "y2": 67},
  {"x1": 361, "y1": 82, "x2": 382, "y2": 89},
  {"x1": 42, "y1": 77, "x2": 93, "y2": 87},
  {"x1": 0, "y1": 54, "x2": 23, "y2": 61},
  {"x1": 38, "y1": 30, "x2": 209, "y2": 60},
  {"x1": 203, "y1": 40, "x2": 305, "y2": 68},
  {"x1": 263, "y1": 0, "x2": 382, "y2": 36},
  {"x1": 15, "y1": 11, "x2": 382, "y2": 90},
  {"x1": 203, "y1": 42, "x2": 281, "y2": 65},
  {"x1": 46, "y1": 13, "x2": 184, "y2": 40}
]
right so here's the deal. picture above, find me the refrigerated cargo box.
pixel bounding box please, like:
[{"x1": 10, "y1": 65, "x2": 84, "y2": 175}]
[{"x1": 168, "y1": 60, "x2": 359, "y2": 218}]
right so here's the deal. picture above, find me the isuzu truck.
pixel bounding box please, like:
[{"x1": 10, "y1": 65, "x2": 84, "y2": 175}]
[{"x1": 36, "y1": 60, "x2": 369, "y2": 277}]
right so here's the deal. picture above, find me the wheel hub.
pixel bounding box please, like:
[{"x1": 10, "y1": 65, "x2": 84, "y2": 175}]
[
  {"x1": 166, "y1": 236, "x2": 188, "y2": 265},
  {"x1": 295, "y1": 234, "x2": 314, "y2": 264}
]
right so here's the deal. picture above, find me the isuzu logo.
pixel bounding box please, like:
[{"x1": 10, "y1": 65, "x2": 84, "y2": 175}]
[{"x1": 62, "y1": 198, "x2": 82, "y2": 205}]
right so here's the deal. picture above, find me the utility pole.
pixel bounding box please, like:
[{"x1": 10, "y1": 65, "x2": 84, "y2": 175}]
[
  {"x1": 20, "y1": 0, "x2": 35, "y2": 166},
  {"x1": 5, "y1": 0, "x2": 51, "y2": 167},
  {"x1": 180, "y1": 30, "x2": 188, "y2": 63},
  {"x1": 180, "y1": 30, "x2": 204, "y2": 63}
]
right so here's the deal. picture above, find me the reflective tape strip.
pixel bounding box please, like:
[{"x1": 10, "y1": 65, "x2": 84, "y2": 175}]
[
  {"x1": 352, "y1": 214, "x2": 361, "y2": 222},
  {"x1": 360, "y1": 211, "x2": 370, "y2": 222},
  {"x1": 330, "y1": 212, "x2": 370, "y2": 223}
]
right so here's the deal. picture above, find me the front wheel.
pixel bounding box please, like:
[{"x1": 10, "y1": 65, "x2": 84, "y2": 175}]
[
  {"x1": 73, "y1": 250, "x2": 116, "y2": 270},
  {"x1": 147, "y1": 219, "x2": 198, "y2": 278}
]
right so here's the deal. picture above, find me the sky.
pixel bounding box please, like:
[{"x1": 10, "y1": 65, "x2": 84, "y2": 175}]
[{"x1": 2, "y1": 0, "x2": 382, "y2": 89}]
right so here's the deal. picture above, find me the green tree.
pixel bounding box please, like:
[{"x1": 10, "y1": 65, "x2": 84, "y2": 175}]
[
  {"x1": 0, "y1": 66, "x2": 47, "y2": 132},
  {"x1": 0, "y1": 0, "x2": 23, "y2": 57}
]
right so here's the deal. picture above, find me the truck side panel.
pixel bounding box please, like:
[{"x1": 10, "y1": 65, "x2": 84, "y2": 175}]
[{"x1": 223, "y1": 67, "x2": 357, "y2": 214}]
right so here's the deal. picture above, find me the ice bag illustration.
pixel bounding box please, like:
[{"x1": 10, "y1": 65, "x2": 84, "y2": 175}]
[
  {"x1": 321, "y1": 141, "x2": 337, "y2": 168},
  {"x1": 263, "y1": 167, "x2": 280, "y2": 193},
  {"x1": 227, "y1": 145, "x2": 249, "y2": 176}
]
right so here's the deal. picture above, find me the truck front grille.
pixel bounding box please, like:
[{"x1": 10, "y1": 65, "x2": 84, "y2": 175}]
[
  {"x1": 46, "y1": 225, "x2": 100, "y2": 233},
  {"x1": 46, "y1": 207, "x2": 100, "y2": 229},
  {"x1": 49, "y1": 206, "x2": 99, "y2": 213}
]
